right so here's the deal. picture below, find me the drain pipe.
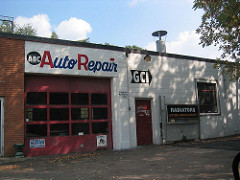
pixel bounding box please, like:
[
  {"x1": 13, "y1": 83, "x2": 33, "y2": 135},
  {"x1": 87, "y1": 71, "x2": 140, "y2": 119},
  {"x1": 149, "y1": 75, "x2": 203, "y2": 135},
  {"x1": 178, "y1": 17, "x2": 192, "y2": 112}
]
[
  {"x1": 159, "y1": 95, "x2": 167, "y2": 144},
  {"x1": 236, "y1": 78, "x2": 239, "y2": 133},
  {"x1": 125, "y1": 49, "x2": 131, "y2": 111}
]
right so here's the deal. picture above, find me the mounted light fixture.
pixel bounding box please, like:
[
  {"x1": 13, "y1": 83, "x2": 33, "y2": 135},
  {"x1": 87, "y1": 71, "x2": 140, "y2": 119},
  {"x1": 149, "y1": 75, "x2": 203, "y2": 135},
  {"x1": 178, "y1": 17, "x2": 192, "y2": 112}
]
[
  {"x1": 144, "y1": 53, "x2": 151, "y2": 62},
  {"x1": 125, "y1": 48, "x2": 131, "y2": 57}
]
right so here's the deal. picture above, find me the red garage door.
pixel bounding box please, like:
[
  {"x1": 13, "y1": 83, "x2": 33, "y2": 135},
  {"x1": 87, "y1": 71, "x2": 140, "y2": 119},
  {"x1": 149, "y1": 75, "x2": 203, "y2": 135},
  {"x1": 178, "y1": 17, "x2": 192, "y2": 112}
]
[{"x1": 24, "y1": 75, "x2": 112, "y2": 156}]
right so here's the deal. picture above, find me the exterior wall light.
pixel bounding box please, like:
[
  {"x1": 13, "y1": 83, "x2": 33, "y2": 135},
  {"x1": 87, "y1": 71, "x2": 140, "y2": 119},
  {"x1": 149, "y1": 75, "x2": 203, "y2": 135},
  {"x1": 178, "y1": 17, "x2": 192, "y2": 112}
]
[
  {"x1": 144, "y1": 54, "x2": 151, "y2": 62},
  {"x1": 125, "y1": 49, "x2": 131, "y2": 57}
]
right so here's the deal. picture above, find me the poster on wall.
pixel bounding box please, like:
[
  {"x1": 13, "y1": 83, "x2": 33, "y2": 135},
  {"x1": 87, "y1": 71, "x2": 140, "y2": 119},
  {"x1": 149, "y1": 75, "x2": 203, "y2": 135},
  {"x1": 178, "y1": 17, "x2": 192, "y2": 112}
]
[
  {"x1": 96, "y1": 135, "x2": 107, "y2": 147},
  {"x1": 167, "y1": 104, "x2": 199, "y2": 123}
]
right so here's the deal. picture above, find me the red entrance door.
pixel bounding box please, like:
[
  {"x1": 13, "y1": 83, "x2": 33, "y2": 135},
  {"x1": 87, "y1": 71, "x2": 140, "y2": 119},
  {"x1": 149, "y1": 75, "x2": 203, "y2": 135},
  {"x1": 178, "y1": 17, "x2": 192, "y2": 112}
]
[{"x1": 135, "y1": 100, "x2": 153, "y2": 145}]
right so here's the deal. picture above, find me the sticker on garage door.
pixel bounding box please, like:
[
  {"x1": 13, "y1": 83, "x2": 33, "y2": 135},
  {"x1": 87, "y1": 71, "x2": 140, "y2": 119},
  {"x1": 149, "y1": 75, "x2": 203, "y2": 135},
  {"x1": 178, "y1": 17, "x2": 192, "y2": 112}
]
[{"x1": 30, "y1": 139, "x2": 45, "y2": 148}]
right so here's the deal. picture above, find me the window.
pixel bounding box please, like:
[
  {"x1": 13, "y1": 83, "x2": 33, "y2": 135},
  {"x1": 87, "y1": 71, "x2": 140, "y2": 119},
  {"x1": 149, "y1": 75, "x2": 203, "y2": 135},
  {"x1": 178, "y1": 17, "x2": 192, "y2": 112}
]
[
  {"x1": 25, "y1": 91, "x2": 110, "y2": 138},
  {"x1": 71, "y1": 93, "x2": 88, "y2": 105},
  {"x1": 197, "y1": 82, "x2": 219, "y2": 114},
  {"x1": 50, "y1": 124, "x2": 69, "y2": 136},
  {"x1": 26, "y1": 108, "x2": 47, "y2": 122},
  {"x1": 91, "y1": 108, "x2": 108, "y2": 120},
  {"x1": 50, "y1": 93, "x2": 68, "y2": 105},
  {"x1": 91, "y1": 93, "x2": 107, "y2": 105},
  {"x1": 50, "y1": 108, "x2": 69, "y2": 121},
  {"x1": 71, "y1": 108, "x2": 89, "y2": 120},
  {"x1": 72, "y1": 123, "x2": 89, "y2": 135},
  {"x1": 26, "y1": 124, "x2": 47, "y2": 137},
  {"x1": 90, "y1": 93, "x2": 109, "y2": 134},
  {"x1": 26, "y1": 92, "x2": 47, "y2": 105},
  {"x1": 92, "y1": 122, "x2": 108, "y2": 134}
]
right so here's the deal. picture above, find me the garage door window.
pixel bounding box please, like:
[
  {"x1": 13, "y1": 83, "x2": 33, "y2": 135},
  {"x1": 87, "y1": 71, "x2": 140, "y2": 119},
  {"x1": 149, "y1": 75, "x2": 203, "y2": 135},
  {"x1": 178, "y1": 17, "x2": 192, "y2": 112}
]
[{"x1": 26, "y1": 92, "x2": 110, "y2": 137}]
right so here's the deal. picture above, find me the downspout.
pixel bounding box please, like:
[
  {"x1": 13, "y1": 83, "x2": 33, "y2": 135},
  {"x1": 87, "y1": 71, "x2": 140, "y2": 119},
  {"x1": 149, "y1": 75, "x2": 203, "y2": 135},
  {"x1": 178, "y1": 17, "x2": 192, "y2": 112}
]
[
  {"x1": 159, "y1": 96, "x2": 163, "y2": 144},
  {"x1": 126, "y1": 49, "x2": 131, "y2": 111},
  {"x1": 195, "y1": 79, "x2": 201, "y2": 140},
  {"x1": 159, "y1": 95, "x2": 167, "y2": 144},
  {"x1": 236, "y1": 78, "x2": 239, "y2": 133},
  {"x1": 126, "y1": 49, "x2": 132, "y2": 148}
]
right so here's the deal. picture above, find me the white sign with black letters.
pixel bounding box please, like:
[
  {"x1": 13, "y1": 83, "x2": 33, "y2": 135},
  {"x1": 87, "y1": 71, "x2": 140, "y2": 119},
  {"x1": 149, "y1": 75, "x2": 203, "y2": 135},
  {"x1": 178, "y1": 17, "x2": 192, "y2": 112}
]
[
  {"x1": 96, "y1": 135, "x2": 107, "y2": 147},
  {"x1": 119, "y1": 91, "x2": 128, "y2": 99}
]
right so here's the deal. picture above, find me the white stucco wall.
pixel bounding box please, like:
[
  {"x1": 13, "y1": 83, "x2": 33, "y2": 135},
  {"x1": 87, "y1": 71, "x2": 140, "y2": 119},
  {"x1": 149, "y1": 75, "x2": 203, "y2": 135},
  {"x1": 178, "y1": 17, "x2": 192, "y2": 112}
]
[
  {"x1": 25, "y1": 40, "x2": 240, "y2": 150},
  {"x1": 114, "y1": 51, "x2": 240, "y2": 148}
]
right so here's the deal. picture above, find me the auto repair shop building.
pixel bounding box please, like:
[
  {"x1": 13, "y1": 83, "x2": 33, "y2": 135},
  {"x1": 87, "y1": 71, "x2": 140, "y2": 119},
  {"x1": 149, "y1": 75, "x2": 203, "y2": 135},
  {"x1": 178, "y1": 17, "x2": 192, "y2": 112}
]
[{"x1": 0, "y1": 33, "x2": 239, "y2": 156}]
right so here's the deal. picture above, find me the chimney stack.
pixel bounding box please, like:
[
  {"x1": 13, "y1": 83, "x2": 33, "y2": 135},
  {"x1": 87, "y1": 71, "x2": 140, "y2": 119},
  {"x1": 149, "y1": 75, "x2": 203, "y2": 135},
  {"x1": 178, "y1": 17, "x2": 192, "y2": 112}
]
[{"x1": 152, "y1": 30, "x2": 167, "y2": 53}]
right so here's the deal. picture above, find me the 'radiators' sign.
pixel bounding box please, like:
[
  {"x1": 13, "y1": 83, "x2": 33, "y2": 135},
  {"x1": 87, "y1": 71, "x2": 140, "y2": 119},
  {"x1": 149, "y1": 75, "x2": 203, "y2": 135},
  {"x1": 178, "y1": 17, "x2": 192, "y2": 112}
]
[{"x1": 167, "y1": 104, "x2": 199, "y2": 119}]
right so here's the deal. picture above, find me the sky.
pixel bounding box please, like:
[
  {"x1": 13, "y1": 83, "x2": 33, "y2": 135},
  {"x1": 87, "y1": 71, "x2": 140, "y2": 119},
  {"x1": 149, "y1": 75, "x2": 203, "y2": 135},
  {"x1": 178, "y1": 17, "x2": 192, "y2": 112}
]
[{"x1": 0, "y1": 0, "x2": 222, "y2": 59}]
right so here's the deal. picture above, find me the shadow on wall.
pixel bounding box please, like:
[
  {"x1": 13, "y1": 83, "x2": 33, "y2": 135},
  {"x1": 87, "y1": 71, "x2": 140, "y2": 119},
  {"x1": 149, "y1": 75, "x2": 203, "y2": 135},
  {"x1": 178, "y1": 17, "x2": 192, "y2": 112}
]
[
  {"x1": 0, "y1": 38, "x2": 25, "y2": 156},
  {"x1": 126, "y1": 51, "x2": 239, "y2": 142}
]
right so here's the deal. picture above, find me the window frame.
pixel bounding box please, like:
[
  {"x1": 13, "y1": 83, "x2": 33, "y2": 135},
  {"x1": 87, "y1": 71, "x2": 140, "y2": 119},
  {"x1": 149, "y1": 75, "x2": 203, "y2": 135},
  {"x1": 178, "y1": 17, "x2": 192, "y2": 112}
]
[
  {"x1": 196, "y1": 79, "x2": 221, "y2": 116},
  {"x1": 25, "y1": 91, "x2": 111, "y2": 138}
]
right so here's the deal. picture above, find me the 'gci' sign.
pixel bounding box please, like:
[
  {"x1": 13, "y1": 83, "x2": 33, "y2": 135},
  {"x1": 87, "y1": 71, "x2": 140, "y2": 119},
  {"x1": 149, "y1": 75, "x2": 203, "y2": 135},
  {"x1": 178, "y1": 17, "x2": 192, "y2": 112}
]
[{"x1": 131, "y1": 70, "x2": 152, "y2": 85}]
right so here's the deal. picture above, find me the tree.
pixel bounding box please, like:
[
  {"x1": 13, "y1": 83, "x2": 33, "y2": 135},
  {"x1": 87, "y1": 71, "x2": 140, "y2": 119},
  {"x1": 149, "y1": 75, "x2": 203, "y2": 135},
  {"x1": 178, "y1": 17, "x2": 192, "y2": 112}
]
[
  {"x1": 104, "y1": 42, "x2": 113, "y2": 46},
  {"x1": 51, "y1": 32, "x2": 58, "y2": 39},
  {"x1": 15, "y1": 23, "x2": 37, "y2": 36},
  {"x1": 125, "y1": 45, "x2": 143, "y2": 50},
  {"x1": 0, "y1": 21, "x2": 37, "y2": 36},
  {"x1": 0, "y1": 20, "x2": 13, "y2": 33},
  {"x1": 193, "y1": 0, "x2": 240, "y2": 80},
  {"x1": 78, "y1": 38, "x2": 90, "y2": 43}
]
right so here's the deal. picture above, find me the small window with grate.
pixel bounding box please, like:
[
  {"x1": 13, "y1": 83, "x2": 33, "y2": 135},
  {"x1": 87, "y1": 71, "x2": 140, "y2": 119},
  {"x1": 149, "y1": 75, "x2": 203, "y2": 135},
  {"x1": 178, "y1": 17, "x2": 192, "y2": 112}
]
[{"x1": 197, "y1": 82, "x2": 219, "y2": 114}]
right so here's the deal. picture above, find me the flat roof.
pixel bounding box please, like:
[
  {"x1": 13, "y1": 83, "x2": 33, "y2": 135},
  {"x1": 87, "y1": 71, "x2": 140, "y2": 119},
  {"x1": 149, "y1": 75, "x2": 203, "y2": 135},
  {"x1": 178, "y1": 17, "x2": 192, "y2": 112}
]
[{"x1": 0, "y1": 32, "x2": 216, "y2": 63}]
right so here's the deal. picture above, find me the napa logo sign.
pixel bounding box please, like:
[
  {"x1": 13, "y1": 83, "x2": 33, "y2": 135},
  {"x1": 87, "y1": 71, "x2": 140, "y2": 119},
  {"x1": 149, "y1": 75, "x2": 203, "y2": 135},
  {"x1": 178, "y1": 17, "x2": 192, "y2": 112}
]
[{"x1": 25, "y1": 42, "x2": 119, "y2": 77}]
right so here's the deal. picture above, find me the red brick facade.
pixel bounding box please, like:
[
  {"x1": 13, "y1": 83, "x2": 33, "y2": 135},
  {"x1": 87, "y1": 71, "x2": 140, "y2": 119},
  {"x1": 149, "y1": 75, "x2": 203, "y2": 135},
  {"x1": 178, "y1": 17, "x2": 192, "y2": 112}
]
[{"x1": 0, "y1": 37, "x2": 25, "y2": 156}]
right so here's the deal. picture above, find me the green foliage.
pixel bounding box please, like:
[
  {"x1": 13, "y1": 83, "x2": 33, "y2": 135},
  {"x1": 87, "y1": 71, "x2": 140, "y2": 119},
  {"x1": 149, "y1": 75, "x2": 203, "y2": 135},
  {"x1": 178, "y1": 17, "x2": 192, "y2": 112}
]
[
  {"x1": 193, "y1": 0, "x2": 240, "y2": 80},
  {"x1": 15, "y1": 23, "x2": 37, "y2": 36},
  {"x1": 182, "y1": 135, "x2": 187, "y2": 142},
  {"x1": 0, "y1": 20, "x2": 37, "y2": 36},
  {"x1": 213, "y1": 59, "x2": 240, "y2": 81},
  {"x1": 78, "y1": 38, "x2": 90, "y2": 43},
  {"x1": 125, "y1": 45, "x2": 143, "y2": 50},
  {"x1": 104, "y1": 42, "x2": 114, "y2": 46},
  {"x1": 51, "y1": 32, "x2": 58, "y2": 39},
  {"x1": 0, "y1": 21, "x2": 13, "y2": 33}
]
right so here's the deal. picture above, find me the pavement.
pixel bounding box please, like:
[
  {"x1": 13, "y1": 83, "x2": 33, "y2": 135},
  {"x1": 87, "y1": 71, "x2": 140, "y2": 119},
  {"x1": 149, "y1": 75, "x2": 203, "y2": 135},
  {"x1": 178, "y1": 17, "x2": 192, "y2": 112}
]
[{"x1": 1, "y1": 136, "x2": 240, "y2": 180}]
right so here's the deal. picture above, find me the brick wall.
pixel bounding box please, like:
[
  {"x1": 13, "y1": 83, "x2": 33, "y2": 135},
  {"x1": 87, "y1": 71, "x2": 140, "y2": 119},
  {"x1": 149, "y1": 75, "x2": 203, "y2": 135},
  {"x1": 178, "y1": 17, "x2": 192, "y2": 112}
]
[{"x1": 0, "y1": 37, "x2": 25, "y2": 156}]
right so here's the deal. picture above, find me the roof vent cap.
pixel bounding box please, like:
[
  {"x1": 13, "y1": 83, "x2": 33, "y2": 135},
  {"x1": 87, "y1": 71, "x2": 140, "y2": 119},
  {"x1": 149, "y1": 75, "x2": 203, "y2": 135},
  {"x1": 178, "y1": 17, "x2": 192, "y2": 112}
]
[{"x1": 152, "y1": 30, "x2": 167, "y2": 53}]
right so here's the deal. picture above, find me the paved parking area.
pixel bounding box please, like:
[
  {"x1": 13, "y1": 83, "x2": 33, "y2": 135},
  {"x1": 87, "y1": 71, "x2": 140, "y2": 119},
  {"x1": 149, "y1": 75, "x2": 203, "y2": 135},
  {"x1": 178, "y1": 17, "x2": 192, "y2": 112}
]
[{"x1": 1, "y1": 136, "x2": 240, "y2": 180}]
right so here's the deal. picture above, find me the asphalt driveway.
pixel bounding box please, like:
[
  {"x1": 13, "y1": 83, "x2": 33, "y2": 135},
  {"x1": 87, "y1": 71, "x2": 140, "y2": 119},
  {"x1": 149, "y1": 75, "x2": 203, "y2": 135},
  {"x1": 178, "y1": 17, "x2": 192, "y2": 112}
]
[{"x1": 1, "y1": 136, "x2": 240, "y2": 180}]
